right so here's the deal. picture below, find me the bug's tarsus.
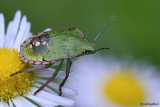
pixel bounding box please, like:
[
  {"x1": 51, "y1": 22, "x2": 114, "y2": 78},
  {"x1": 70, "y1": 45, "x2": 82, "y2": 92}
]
[
  {"x1": 34, "y1": 59, "x2": 64, "y2": 95},
  {"x1": 10, "y1": 72, "x2": 18, "y2": 76},
  {"x1": 34, "y1": 74, "x2": 57, "y2": 95},
  {"x1": 59, "y1": 59, "x2": 72, "y2": 96},
  {"x1": 92, "y1": 16, "x2": 114, "y2": 43},
  {"x1": 10, "y1": 66, "x2": 47, "y2": 77}
]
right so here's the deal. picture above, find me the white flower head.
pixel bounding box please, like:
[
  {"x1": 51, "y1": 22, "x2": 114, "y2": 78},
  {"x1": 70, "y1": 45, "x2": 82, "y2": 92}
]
[
  {"x1": 66, "y1": 55, "x2": 160, "y2": 107},
  {"x1": 0, "y1": 10, "x2": 75, "y2": 107}
]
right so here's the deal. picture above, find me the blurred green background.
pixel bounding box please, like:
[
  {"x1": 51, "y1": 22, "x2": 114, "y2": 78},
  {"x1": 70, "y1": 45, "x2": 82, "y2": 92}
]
[{"x1": 0, "y1": 0, "x2": 160, "y2": 65}]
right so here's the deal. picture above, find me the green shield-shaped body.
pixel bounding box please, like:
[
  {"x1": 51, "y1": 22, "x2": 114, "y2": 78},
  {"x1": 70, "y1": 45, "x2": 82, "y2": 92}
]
[{"x1": 20, "y1": 28, "x2": 96, "y2": 65}]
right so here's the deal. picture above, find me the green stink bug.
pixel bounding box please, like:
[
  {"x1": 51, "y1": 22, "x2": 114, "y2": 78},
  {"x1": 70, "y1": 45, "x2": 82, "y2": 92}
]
[{"x1": 11, "y1": 16, "x2": 114, "y2": 96}]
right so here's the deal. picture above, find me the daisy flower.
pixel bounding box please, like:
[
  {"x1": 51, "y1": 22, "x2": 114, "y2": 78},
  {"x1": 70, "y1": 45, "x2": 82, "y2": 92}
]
[
  {"x1": 0, "y1": 10, "x2": 75, "y2": 107},
  {"x1": 65, "y1": 55, "x2": 160, "y2": 107}
]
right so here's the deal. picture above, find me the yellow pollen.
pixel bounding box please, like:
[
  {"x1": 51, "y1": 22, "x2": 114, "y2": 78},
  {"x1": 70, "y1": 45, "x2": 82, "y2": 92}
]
[
  {"x1": 0, "y1": 47, "x2": 35, "y2": 101},
  {"x1": 35, "y1": 42, "x2": 40, "y2": 46},
  {"x1": 103, "y1": 72, "x2": 144, "y2": 106},
  {"x1": 43, "y1": 41, "x2": 46, "y2": 45}
]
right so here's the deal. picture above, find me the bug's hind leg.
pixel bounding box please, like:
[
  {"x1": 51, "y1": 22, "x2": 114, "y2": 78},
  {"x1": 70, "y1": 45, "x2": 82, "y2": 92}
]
[
  {"x1": 34, "y1": 59, "x2": 64, "y2": 95},
  {"x1": 10, "y1": 63, "x2": 54, "y2": 76},
  {"x1": 10, "y1": 66, "x2": 47, "y2": 76},
  {"x1": 59, "y1": 59, "x2": 72, "y2": 96}
]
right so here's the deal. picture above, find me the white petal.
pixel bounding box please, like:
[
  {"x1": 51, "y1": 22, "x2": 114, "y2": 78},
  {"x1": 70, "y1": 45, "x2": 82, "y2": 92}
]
[
  {"x1": 13, "y1": 16, "x2": 28, "y2": 49},
  {"x1": 12, "y1": 97, "x2": 24, "y2": 107},
  {"x1": 36, "y1": 89, "x2": 74, "y2": 106},
  {"x1": 7, "y1": 11, "x2": 21, "y2": 49},
  {"x1": 19, "y1": 97, "x2": 37, "y2": 107},
  {"x1": 8, "y1": 100, "x2": 14, "y2": 107},
  {"x1": 21, "y1": 22, "x2": 31, "y2": 42},
  {"x1": 27, "y1": 94, "x2": 59, "y2": 106},
  {"x1": 12, "y1": 11, "x2": 21, "y2": 35},
  {"x1": 0, "y1": 101, "x2": 9, "y2": 107},
  {"x1": 34, "y1": 103, "x2": 54, "y2": 107},
  {"x1": 0, "y1": 102, "x2": 3, "y2": 107},
  {"x1": 36, "y1": 78, "x2": 77, "y2": 96},
  {"x1": 0, "y1": 13, "x2": 5, "y2": 48},
  {"x1": 4, "y1": 21, "x2": 13, "y2": 47}
]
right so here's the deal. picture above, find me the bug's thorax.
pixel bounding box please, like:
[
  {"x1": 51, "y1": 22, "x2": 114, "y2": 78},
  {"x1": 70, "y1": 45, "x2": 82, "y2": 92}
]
[{"x1": 81, "y1": 39, "x2": 96, "y2": 51}]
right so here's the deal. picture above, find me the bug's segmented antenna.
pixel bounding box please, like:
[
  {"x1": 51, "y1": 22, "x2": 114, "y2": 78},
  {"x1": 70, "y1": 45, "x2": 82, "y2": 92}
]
[{"x1": 92, "y1": 16, "x2": 115, "y2": 43}]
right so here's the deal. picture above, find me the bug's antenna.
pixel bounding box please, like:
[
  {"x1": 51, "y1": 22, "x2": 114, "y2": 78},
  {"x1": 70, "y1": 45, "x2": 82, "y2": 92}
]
[{"x1": 92, "y1": 16, "x2": 114, "y2": 43}]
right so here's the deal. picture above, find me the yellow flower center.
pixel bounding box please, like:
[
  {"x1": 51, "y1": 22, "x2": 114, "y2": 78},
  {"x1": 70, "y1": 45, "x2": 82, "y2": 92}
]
[
  {"x1": 103, "y1": 72, "x2": 144, "y2": 106},
  {"x1": 0, "y1": 47, "x2": 35, "y2": 101}
]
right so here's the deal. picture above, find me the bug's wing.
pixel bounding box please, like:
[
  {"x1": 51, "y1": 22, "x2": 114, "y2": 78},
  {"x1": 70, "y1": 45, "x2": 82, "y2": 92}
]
[{"x1": 43, "y1": 31, "x2": 84, "y2": 61}]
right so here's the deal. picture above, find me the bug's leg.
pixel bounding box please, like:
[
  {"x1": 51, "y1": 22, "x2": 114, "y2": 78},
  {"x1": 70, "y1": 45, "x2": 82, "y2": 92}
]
[
  {"x1": 10, "y1": 66, "x2": 47, "y2": 76},
  {"x1": 59, "y1": 59, "x2": 72, "y2": 96},
  {"x1": 34, "y1": 59, "x2": 64, "y2": 95}
]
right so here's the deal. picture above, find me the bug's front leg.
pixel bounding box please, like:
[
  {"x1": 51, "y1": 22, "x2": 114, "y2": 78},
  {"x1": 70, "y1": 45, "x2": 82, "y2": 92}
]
[
  {"x1": 59, "y1": 59, "x2": 72, "y2": 96},
  {"x1": 34, "y1": 59, "x2": 64, "y2": 95}
]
